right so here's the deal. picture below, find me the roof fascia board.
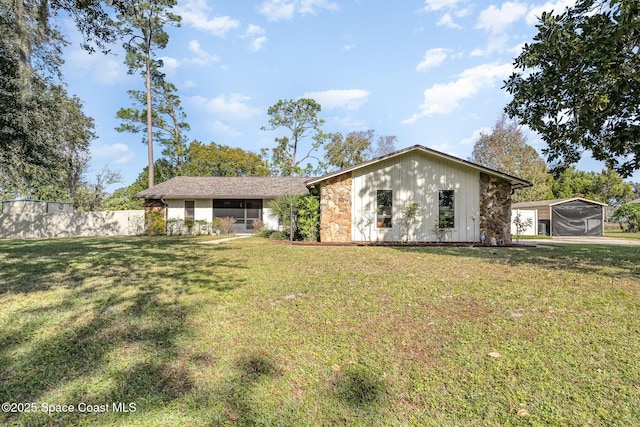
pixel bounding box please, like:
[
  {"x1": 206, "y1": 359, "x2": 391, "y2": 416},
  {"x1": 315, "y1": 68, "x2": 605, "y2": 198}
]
[{"x1": 306, "y1": 144, "x2": 531, "y2": 188}]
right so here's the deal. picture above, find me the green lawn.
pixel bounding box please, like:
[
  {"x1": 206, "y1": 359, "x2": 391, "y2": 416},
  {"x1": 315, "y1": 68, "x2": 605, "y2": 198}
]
[
  {"x1": 605, "y1": 229, "x2": 640, "y2": 240},
  {"x1": 1, "y1": 237, "x2": 639, "y2": 426}
]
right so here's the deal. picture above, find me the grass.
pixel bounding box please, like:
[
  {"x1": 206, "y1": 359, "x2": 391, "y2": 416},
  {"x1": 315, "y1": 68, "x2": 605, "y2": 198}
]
[
  {"x1": 0, "y1": 236, "x2": 639, "y2": 426},
  {"x1": 605, "y1": 229, "x2": 640, "y2": 240}
]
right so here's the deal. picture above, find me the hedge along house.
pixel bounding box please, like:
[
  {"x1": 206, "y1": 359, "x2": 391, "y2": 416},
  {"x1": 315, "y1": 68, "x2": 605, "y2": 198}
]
[
  {"x1": 511, "y1": 197, "x2": 608, "y2": 237},
  {"x1": 306, "y1": 145, "x2": 531, "y2": 244},
  {"x1": 134, "y1": 176, "x2": 311, "y2": 232}
]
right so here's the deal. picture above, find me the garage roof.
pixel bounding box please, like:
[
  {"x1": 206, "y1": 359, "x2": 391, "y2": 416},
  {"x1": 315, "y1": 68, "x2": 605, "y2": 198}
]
[{"x1": 513, "y1": 197, "x2": 608, "y2": 209}]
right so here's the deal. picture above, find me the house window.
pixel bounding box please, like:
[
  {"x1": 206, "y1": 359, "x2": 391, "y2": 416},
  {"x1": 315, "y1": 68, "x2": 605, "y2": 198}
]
[
  {"x1": 438, "y1": 190, "x2": 455, "y2": 228},
  {"x1": 185, "y1": 201, "x2": 195, "y2": 221},
  {"x1": 376, "y1": 190, "x2": 393, "y2": 228}
]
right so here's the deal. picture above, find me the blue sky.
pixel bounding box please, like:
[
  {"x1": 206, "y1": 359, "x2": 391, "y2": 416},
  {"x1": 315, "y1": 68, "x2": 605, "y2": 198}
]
[{"x1": 59, "y1": 0, "x2": 640, "y2": 187}]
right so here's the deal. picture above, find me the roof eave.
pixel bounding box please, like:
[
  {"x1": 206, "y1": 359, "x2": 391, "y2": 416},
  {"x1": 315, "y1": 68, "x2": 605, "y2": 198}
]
[{"x1": 306, "y1": 144, "x2": 532, "y2": 188}]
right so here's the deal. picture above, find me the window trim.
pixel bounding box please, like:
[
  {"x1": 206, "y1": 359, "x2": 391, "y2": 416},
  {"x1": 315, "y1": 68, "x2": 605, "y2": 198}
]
[
  {"x1": 376, "y1": 189, "x2": 393, "y2": 229},
  {"x1": 438, "y1": 190, "x2": 455, "y2": 229},
  {"x1": 184, "y1": 200, "x2": 195, "y2": 221}
]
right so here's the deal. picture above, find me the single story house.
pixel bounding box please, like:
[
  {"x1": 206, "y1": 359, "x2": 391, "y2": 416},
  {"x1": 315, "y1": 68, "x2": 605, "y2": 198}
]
[
  {"x1": 306, "y1": 145, "x2": 531, "y2": 243},
  {"x1": 134, "y1": 176, "x2": 311, "y2": 232},
  {"x1": 511, "y1": 197, "x2": 607, "y2": 237},
  {"x1": 135, "y1": 145, "x2": 531, "y2": 243}
]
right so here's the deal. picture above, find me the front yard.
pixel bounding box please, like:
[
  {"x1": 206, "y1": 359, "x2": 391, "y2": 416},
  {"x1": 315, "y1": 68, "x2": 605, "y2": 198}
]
[{"x1": 0, "y1": 237, "x2": 638, "y2": 426}]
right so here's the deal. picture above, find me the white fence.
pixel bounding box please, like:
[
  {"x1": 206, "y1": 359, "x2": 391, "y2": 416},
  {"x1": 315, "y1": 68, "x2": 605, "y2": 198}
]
[{"x1": 0, "y1": 210, "x2": 145, "y2": 239}]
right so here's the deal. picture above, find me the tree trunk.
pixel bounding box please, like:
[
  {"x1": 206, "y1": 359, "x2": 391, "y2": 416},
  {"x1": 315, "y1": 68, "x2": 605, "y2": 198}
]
[{"x1": 145, "y1": 52, "x2": 154, "y2": 188}]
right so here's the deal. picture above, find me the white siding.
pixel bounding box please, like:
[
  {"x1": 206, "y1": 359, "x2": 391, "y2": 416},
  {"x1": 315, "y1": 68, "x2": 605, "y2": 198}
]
[
  {"x1": 511, "y1": 209, "x2": 537, "y2": 236},
  {"x1": 263, "y1": 201, "x2": 280, "y2": 230},
  {"x1": 351, "y1": 151, "x2": 480, "y2": 242},
  {"x1": 166, "y1": 198, "x2": 277, "y2": 229},
  {"x1": 166, "y1": 199, "x2": 212, "y2": 222}
]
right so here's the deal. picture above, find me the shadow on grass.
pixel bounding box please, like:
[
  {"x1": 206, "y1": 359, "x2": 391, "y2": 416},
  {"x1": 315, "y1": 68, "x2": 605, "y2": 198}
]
[
  {"x1": 213, "y1": 351, "x2": 282, "y2": 425},
  {"x1": 0, "y1": 236, "x2": 247, "y2": 425},
  {"x1": 0, "y1": 236, "x2": 246, "y2": 295},
  {"x1": 332, "y1": 364, "x2": 387, "y2": 407},
  {"x1": 393, "y1": 243, "x2": 640, "y2": 279}
]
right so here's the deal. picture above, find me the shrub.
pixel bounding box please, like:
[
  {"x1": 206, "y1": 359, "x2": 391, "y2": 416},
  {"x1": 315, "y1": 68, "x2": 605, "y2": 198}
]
[
  {"x1": 398, "y1": 201, "x2": 421, "y2": 243},
  {"x1": 145, "y1": 211, "x2": 165, "y2": 236},
  {"x1": 266, "y1": 194, "x2": 320, "y2": 242},
  {"x1": 611, "y1": 203, "x2": 640, "y2": 232},
  {"x1": 251, "y1": 218, "x2": 265, "y2": 233},
  {"x1": 214, "y1": 216, "x2": 237, "y2": 235},
  {"x1": 296, "y1": 195, "x2": 320, "y2": 242}
]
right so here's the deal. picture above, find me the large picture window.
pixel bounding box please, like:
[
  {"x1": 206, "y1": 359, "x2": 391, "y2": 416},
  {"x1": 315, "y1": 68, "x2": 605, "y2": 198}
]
[
  {"x1": 185, "y1": 201, "x2": 195, "y2": 221},
  {"x1": 438, "y1": 190, "x2": 455, "y2": 228},
  {"x1": 376, "y1": 190, "x2": 393, "y2": 228}
]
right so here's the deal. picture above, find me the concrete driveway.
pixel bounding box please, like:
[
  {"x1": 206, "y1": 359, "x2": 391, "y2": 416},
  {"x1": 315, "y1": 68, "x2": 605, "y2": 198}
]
[{"x1": 525, "y1": 236, "x2": 640, "y2": 246}]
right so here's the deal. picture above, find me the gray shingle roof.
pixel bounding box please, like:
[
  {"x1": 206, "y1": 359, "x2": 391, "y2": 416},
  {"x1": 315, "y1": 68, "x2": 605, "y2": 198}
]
[{"x1": 134, "y1": 176, "x2": 312, "y2": 199}]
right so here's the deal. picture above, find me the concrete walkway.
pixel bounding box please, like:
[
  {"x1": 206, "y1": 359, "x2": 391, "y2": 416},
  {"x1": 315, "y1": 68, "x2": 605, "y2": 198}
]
[{"x1": 197, "y1": 234, "x2": 253, "y2": 245}]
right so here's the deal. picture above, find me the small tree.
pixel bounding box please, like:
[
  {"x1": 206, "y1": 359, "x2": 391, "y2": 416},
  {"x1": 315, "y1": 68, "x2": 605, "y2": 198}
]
[
  {"x1": 611, "y1": 204, "x2": 640, "y2": 232},
  {"x1": 398, "y1": 202, "x2": 421, "y2": 243},
  {"x1": 512, "y1": 211, "x2": 534, "y2": 244},
  {"x1": 355, "y1": 212, "x2": 375, "y2": 243}
]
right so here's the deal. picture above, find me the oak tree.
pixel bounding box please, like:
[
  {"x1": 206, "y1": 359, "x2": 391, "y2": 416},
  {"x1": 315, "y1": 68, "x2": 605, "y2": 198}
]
[
  {"x1": 470, "y1": 115, "x2": 552, "y2": 202},
  {"x1": 504, "y1": 0, "x2": 640, "y2": 177}
]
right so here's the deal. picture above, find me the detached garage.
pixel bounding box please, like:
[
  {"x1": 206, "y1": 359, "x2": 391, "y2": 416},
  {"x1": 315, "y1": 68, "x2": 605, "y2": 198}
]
[{"x1": 512, "y1": 197, "x2": 607, "y2": 237}]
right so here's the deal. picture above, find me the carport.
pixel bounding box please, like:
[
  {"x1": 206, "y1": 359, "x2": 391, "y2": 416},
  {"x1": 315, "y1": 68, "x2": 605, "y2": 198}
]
[{"x1": 512, "y1": 197, "x2": 607, "y2": 237}]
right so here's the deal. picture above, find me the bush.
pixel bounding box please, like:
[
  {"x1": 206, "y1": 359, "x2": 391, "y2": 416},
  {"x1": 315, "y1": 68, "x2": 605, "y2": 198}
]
[
  {"x1": 266, "y1": 194, "x2": 320, "y2": 242},
  {"x1": 251, "y1": 218, "x2": 265, "y2": 233},
  {"x1": 611, "y1": 203, "x2": 640, "y2": 232},
  {"x1": 145, "y1": 211, "x2": 165, "y2": 236},
  {"x1": 213, "y1": 216, "x2": 236, "y2": 235}
]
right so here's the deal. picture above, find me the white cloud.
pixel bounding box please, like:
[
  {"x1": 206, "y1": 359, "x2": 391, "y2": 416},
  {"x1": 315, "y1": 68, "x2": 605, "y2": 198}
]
[
  {"x1": 471, "y1": 33, "x2": 510, "y2": 56},
  {"x1": 417, "y1": 48, "x2": 450, "y2": 71},
  {"x1": 189, "y1": 94, "x2": 261, "y2": 121},
  {"x1": 177, "y1": 0, "x2": 240, "y2": 36},
  {"x1": 259, "y1": 0, "x2": 296, "y2": 20},
  {"x1": 423, "y1": 0, "x2": 463, "y2": 12},
  {"x1": 461, "y1": 126, "x2": 492, "y2": 145},
  {"x1": 181, "y1": 80, "x2": 197, "y2": 90},
  {"x1": 437, "y1": 13, "x2": 463, "y2": 29},
  {"x1": 526, "y1": 0, "x2": 576, "y2": 25},
  {"x1": 299, "y1": 0, "x2": 339, "y2": 15},
  {"x1": 423, "y1": 0, "x2": 470, "y2": 28},
  {"x1": 211, "y1": 120, "x2": 242, "y2": 138},
  {"x1": 188, "y1": 40, "x2": 221, "y2": 65},
  {"x1": 303, "y1": 89, "x2": 370, "y2": 110},
  {"x1": 402, "y1": 63, "x2": 513, "y2": 124},
  {"x1": 158, "y1": 56, "x2": 180, "y2": 75},
  {"x1": 476, "y1": 2, "x2": 528, "y2": 33},
  {"x1": 65, "y1": 48, "x2": 131, "y2": 85},
  {"x1": 92, "y1": 143, "x2": 135, "y2": 165},
  {"x1": 258, "y1": 0, "x2": 338, "y2": 21},
  {"x1": 243, "y1": 25, "x2": 267, "y2": 52}
]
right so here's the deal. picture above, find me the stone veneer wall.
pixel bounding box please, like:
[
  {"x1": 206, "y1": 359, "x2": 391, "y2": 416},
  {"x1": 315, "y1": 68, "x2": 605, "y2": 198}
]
[
  {"x1": 319, "y1": 172, "x2": 352, "y2": 242},
  {"x1": 479, "y1": 173, "x2": 513, "y2": 244}
]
